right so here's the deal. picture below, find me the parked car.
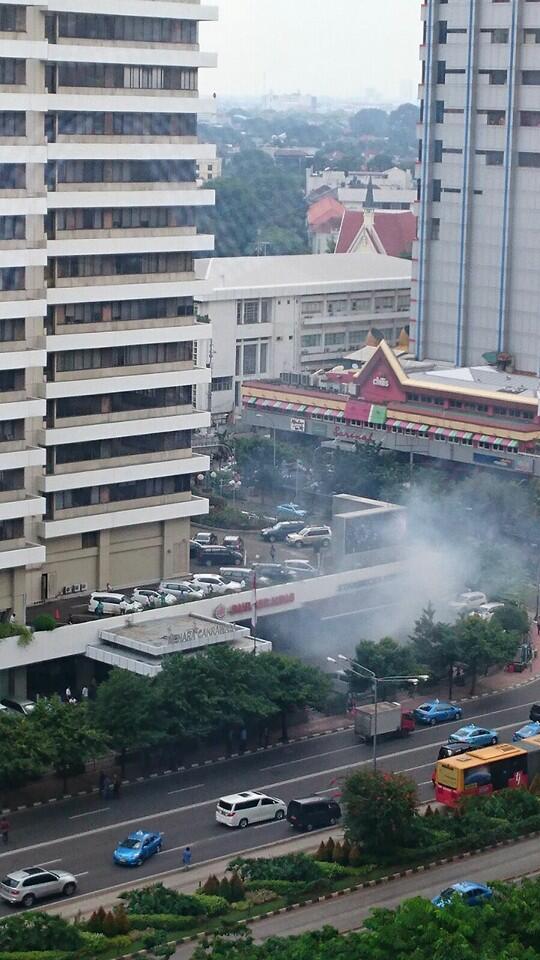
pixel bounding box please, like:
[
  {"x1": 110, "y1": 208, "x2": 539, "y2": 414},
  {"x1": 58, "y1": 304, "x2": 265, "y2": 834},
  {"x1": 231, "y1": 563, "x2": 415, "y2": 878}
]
[
  {"x1": 197, "y1": 545, "x2": 244, "y2": 567},
  {"x1": 282, "y1": 559, "x2": 318, "y2": 577},
  {"x1": 275, "y1": 503, "x2": 308, "y2": 521},
  {"x1": 0, "y1": 697, "x2": 35, "y2": 717},
  {"x1": 530, "y1": 703, "x2": 540, "y2": 722},
  {"x1": 260, "y1": 521, "x2": 305, "y2": 543},
  {"x1": 190, "y1": 540, "x2": 202, "y2": 559},
  {"x1": 131, "y1": 588, "x2": 176, "y2": 609},
  {"x1": 190, "y1": 574, "x2": 242, "y2": 596},
  {"x1": 449, "y1": 724, "x2": 498, "y2": 747},
  {"x1": 88, "y1": 592, "x2": 143, "y2": 615},
  {"x1": 158, "y1": 580, "x2": 204, "y2": 602},
  {"x1": 216, "y1": 791, "x2": 286, "y2": 829},
  {"x1": 113, "y1": 830, "x2": 163, "y2": 867},
  {"x1": 512, "y1": 720, "x2": 540, "y2": 742},
  {"x1": 251, "y1": 562, "x2": 295, "y2": 583},
  {"x1": 413, "y1": 700, "x2": 463, "y2": 726},
  {"x1": 286, "y1": 796, "x2": 342, "y2": 832},
  {"x1": 0, "y1": 867, "x2": 77, "y2": 908},
  {"x1": 222, "y1": 535, "x2": 244, "y2": 552},
  {"x1": 449, "y1": 591, "x2": 488, "y2": 614},
  {"x1": 192, "y1": 531, "x2": 218, "y2": 546},
  {"x1": 476, "y1": 602, "x2": 505, "y2": 621},
  {"x1": 432, "y1": 881, "x2": 493, "y2": 908},
  {"x1": 286, "y1": 526, "x2": 332, "y2": 549},
  {"x1": 219, "y1": 566, "x2": 254, "y2": 587}
]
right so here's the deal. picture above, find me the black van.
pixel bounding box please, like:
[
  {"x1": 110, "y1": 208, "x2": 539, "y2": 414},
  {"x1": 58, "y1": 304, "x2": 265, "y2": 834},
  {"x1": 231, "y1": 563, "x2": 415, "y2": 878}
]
[
  {"x1": 197, "y1": 546, "x2": 244, "y2": 567},
  {"x1": 286, "y1": 796, "x2": 342, "y2": 831}
]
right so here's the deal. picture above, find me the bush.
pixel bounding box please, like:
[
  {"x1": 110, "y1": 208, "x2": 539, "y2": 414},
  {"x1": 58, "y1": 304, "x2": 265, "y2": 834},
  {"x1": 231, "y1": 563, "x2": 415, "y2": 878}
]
[
  {"x1": 245, "y1": 878, "x2": 329, "y2": 899},
  {"x1": 229, "y1": 853, "x2": 323, "y2": 884},
  {"x1": 316, "y1": 861, "x2": 352, "y2": 879},
  {"x1": 243, "y1": 888, "x2": 278, "y2": 906},
  {"x1": 128, "y1": 915, "x2": 199, "y2": 933},
  {"x1": 86, "y1": 904, "x2": 130, "y2": 936},
  {"x1": 121, "y1": 883, "x2": 208, "y2": 917},
  {"x1": 77, "y1": 931, "x2": 108, "y2": 955},
  {"x1": 31, "y1": 613, "x2": 57, "y2": 632},
  {"x1": 348, "y1": 844, "x2": 363, "y2": 869},
  {"x1": 192, "y1": 894, "x2": 228, "y2": 917},
  {"x1": 314, "y1": 840, "x2": 330, "y2": 862},
  {"x1": 227, "y1": 872, "x2": 246, "y2": 902},
  {"x1": 0, "y1": 914, "x2": 84, "y2": 953},
  {"x1": 332, "y1": 841, "x2": 344, "y2": 865},
  {"x1": 202, "y1": 874, "x2": 221, "y2": 896},
  {"x1": 0, "y1": 954, "x2": 72, "y2": 960},
  {"x1": 218, "y1": 876, "x2": 230, "y2": 902}
]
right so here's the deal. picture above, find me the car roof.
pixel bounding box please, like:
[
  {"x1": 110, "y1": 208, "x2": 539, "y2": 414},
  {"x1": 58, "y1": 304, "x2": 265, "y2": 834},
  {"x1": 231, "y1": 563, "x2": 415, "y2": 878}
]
[
  {"x1": 219, "y1": 791, "x2": 264, "y2": 803},
  {"x1": 126, "y1": 830, "x2": 154, "y2": 840},
  {"x1": 4, "y1": 867, "x2": 49, "y2": 881},
  {"x1": 452, "y1": 881, "x2": 486, "y2": 893},
  {"x1": 289, "y1": 795, "x2": 336, "y2": 805}
]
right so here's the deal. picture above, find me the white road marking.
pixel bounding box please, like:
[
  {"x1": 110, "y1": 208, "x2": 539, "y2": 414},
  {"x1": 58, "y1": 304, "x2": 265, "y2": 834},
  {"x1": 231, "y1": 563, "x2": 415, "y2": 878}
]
[
  {"x1": 73, "y1": 871, "x2": 89, "y2": 878},
  {"x1": 38, "y1": 858, "x2": 62, "y2": 866},
  {"x1": 69, "y1": 807, "x2": 109, "y2": 820},
  {"x1": 1, "y1": 703, "x2": 536, "y2": 861},
  {"x1": 167, "y1": 783, "x2": 205, "y2": 796}
]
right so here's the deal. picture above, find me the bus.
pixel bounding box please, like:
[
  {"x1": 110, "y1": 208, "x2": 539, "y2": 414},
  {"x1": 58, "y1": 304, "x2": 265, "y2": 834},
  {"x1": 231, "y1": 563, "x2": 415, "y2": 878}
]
[{"x1": 434, "y1": 738, "x2": 540, "y2": 807}]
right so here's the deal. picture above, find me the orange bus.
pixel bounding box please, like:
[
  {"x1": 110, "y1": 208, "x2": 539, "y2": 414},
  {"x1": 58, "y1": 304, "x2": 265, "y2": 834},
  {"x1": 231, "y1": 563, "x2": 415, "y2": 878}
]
[{"x1": 434, "y1": 739, "x2": 540, "y2": 807}]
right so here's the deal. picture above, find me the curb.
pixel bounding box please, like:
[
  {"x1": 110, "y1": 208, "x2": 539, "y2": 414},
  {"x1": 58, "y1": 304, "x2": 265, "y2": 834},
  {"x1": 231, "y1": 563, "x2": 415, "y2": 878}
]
[
  {"x1": 115, "y1": 829, "x2": 540, "y2": 958},
  {"x1": 0, "y1": 725, "x2": 355, "y2": 815}
]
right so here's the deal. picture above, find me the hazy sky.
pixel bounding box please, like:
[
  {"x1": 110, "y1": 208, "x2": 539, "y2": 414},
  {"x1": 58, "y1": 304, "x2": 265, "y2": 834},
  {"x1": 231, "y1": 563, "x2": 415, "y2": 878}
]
[{"x1": 200, "y1": 0, "x2": 422, "y2": 102}]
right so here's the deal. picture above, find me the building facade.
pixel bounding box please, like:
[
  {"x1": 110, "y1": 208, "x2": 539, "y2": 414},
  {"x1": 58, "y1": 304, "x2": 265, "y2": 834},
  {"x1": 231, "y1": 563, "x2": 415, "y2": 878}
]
[
  {"x1": 195, "y1": 253, "x2": 411, "y2": 422},
  {"x1": 413, "y1": 0, "x2": 540, "y2": 373},
  {"x1": 241, "y1": 340, "x2": 540, "y2": 477},
  {"x1": 0, "y1": 0, "x2": 217, "y2": 618}
]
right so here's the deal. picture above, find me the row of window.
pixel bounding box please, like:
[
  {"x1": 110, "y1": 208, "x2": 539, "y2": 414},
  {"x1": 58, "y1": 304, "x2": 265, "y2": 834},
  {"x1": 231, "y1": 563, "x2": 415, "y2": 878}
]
[
  {"x1": 431, "y1": 152, "x2": 540, "y2": 196},
  {"x1": 50, "y1": 297, "x2": 193, "y2": 327},
  {"x1": 54, "y1": 341, "x2": 193, "y2": 372},
  {"x1": 54, "y1": 429, "x2": 191, "y2": 464},
  {"x1": 55, "y1": 112, "x2": 196, "y2": 137},
  {"x1": 52, "y1": 13, "x2": 197, "y2": 45},
  {"x1": 54, "y1": 387, "x2": 192, "y2": 420},
  {"x1": 50, "y1": 474, "x2": 191, "y2": 514},
  {"x1": 300, "y1": 293, "x2": 410, "y2": 316},
  {"x1": 211, "y1": 377, "x2": 233, "y2": 392},
  {"x1": 52, "y1": 160, "x2": 195, "y2": 184},
  {"x1": 55, "y1": 63, "x2": 198, "y2": 92},
  {"x1": 54, "y1": 251, "x2": 193, "y2": 279},
  {"x1": 54, "y1": 206, "x2": 195, "y2": 232}
]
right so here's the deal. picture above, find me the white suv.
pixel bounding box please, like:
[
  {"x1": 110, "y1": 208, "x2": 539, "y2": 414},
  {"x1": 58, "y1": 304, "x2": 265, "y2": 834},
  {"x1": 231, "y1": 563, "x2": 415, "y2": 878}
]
[
  {"x1": 190, "y1": 574, "x2": 242, "y2": 596},
  {"x1": 216, "y1": 791, "x2": 286, "y2": 829},
  {"x1": 286, "y1": 525, "x2": 332, "y2": 548},
  {"x1": 88, "y1": 592, "x2": 143, "y2": 615}
]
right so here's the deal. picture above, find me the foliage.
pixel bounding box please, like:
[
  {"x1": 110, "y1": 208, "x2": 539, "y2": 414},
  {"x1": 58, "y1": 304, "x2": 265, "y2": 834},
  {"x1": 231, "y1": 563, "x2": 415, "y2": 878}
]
[
  {"x1": 121, "y1": 883, "x2": 226, "y2": 918},
  {"x1": 0, "y1": 913, "x2": 84, "y2": 952},
  {"x1": 30, "y1": 613, "x2": 57, "y2": 632},
  {"x1": 0, "y1": 621, "x2": 33, "y2": 646},
  {"x1": 454, "y1": 614, "x2": 519, "y2": 694},
  {"x1": 342, "y1": 770, "x2": 417, "y2": 854},
  {"x1": 128, "y1": 915, "x2": 199, "y2": 932},
  {"x1": 202, "y1": 874, "x2": 221, "y2": 897},
  {"x1": 314, "y1": 442, "x2": 408, "y2": 502},
  {"x1": 227, "y1": 873, "x2": 246, "y2": 903},
  {"x1": 86, "y1": 904, "x2": 130, "y2": 936},
  {"x1": 410, "y1": 604, "x2": 459, "y2": 692},
  {"x1": 348, "y1": 637, "x2": 419, "y2": 698},
  {"x1": 30, "y1": 697, "x2": 106, "y2": 786},
  {"x1": 229, "y1": 853, "x2": 323, "y2": 884},
  {"x1": 0, "y1": 712, "x2": 50, "y2": 789},
  {"x1": 93, "y1": 669, "x2": 162, "y2": 766},
  {"x1": 492, "y1": 602, "x2": 529, "y2": 636}
]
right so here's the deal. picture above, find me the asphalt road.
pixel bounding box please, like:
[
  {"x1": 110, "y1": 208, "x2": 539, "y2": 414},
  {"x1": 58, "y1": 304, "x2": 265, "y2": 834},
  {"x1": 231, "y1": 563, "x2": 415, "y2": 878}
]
[
  {"x1": 0, "y1": 679, "x2": 539, "y2": 914},
  {"x1": 173, "y1": 834, "x2": 540, "y2": 958}
]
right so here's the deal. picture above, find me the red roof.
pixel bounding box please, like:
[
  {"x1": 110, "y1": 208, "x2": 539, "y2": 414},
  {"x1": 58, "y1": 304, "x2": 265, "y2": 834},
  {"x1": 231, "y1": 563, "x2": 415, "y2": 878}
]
[
  {"x1": 336, "y1": 210, "x2": 417, "y2": 257},
  {"x1": 307, "y1": 195, "x2": 345, "y2": 231}
]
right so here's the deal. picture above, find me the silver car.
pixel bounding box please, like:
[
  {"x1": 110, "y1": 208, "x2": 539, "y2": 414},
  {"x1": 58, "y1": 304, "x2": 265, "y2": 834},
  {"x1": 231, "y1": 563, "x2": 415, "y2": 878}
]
[{"x1": 0, "y1": 867, "x2": 78, "y2": 907}]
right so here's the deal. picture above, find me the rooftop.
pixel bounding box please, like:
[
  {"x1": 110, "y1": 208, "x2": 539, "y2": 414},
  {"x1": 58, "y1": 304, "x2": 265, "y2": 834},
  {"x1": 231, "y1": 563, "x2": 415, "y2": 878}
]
[
  {"x1": 414, "y1": 364, "x2": 540, "y2": 401},
  {"x1": 195, "y1": 252, "x2": 411, "y2": 300}
]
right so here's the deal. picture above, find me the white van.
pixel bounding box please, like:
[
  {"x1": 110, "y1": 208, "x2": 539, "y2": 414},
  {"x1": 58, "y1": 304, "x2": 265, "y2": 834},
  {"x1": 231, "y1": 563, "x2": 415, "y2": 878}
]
[
  {"x1": 216, "y1": 791, "x2": 286, "y2": 829},
  {"x1": 87, "y1": 592, "x2": 143, "y2": 615}
]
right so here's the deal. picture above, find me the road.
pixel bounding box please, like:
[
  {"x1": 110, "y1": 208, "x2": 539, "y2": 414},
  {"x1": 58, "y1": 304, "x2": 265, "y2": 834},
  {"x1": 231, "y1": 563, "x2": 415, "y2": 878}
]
[
  {"x1": 0, "y1": 679, "x2": 538, "y2": 914},
  {"x1": 172, "y1": 833, "x2": 540, "y2": 958}
]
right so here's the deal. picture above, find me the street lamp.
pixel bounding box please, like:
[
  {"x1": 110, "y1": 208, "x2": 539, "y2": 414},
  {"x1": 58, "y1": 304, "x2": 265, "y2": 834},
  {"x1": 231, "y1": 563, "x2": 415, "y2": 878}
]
[{"x1": 327, "y1": 655, "x2": 428, "y2": 772}]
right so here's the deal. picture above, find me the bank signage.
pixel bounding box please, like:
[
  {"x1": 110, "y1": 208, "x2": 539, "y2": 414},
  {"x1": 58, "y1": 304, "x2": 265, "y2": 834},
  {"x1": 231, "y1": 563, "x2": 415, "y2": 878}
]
[{"x1": 214, "y1": 592, "x2": 295, "y2": 619}]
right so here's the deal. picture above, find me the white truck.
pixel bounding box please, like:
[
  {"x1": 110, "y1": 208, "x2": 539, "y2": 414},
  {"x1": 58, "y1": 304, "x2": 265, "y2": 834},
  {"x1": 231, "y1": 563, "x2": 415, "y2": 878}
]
[{"x1": 353, "y1": 701, "x2": 415, "y2": 741}]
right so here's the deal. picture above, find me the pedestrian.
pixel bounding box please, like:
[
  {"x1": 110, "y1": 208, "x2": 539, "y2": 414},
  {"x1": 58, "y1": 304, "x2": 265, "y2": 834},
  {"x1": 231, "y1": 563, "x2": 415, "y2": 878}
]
[
  {"x1": 112, "y1": 773, "x2": 121, "y2": 799},
  {"x1": 0, "y1": 817, "x2": 9, "y2": 844},
  {"x1": 102, "y1": 775, "x2": 111, "y2": 800},
  {"x1": 269, "y1": 544, "x2": 276, "y2": 562},
  {"x1": 65, "y1": 686, "x2": 72, "y2": 702},
  {"x1": 9, "y1": 612, "x2": 15, "y2": 624},
  {"x1": 106, "y1": 582, "x2": 112, "y2": 592},
  {"x1": 239, "y1": 727, "x2": 247, "y2": 754},
  {"x1": 182, "y1": 846, "x2": 192, "y2": 870},
  {"x1": 81, "y1": 685, "x2": 89, "y2": 699},
  {"x1": 95, "y1": 600, "x2": 104, "y2": 617}
]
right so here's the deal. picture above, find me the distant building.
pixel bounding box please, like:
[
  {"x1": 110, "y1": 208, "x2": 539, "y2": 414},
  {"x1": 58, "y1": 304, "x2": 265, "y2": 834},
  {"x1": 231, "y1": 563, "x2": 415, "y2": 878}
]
[
  {"x1": 307, "y1": 196, "x2": 345, "y2": 254},
  {"x1": 336, "y1": 209, "x2": 416, "y2": 259},
  {"x1": 306, "y1": 166, "x2": 413, "y2": 198},
  {"x1": 337, "y1": 186, "x2": 416, "y2": 212},
  {"x1": 195, "y1": 253, "x2": 411, "y2": 422},
  {"x1": 197, "y1": 158, "x2": 223, "y2": 182}
]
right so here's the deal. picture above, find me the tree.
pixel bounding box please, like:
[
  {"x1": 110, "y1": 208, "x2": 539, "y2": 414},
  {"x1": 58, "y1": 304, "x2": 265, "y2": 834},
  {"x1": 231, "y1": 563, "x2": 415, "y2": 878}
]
[
  {"x1": 367, "y1": 152, "x2": 394, "y2": 172},
  {"x1": 492, "y1": 603, "x2": 529, "y2": 636},
  {"x1": 0, "y1": 713, "x2": 50, "y2": 790},
  {"x1": 350, "y1": 108, "x2": 389, "y2": 138},
  {"x1": 454, "y1": 615, "x2": 520, "y2": 694},
  {"x1": 348, "y1": 637, "x2": 419, "y2": 699},
  {"x1": 30, "y1": 697, "x2": 106, "y2": 791},
  {"x1": 341, "y1": 770, "x2": 417, "y2": 855},
  {"x1": 410, "y1": 604, "x2": 460, "y2": 697},
  {"x1": 93, "y1": 669, "x2": 163, "y2": 774},
  {"x1": 256, "y1": 653, "x2": 331, "y2": 740}
]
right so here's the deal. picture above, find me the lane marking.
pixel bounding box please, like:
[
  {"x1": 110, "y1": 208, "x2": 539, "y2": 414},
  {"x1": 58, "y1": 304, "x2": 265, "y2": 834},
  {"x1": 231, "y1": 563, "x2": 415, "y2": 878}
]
[
  {"x1": 2, "y1": 706, "x2": 537, "y2": 860},
  {"x1": 38, "y1": 858, "x2": 62, "y2": 866},
  {"x1": 167, "y1": 783, "x2": 205, "y2": 796},
  {"x1": 74, "y1": 871, "x2": 89, "y2": 878},
  {"x1": 69, "y1": 808, "x2": 109, "y2": 821}
]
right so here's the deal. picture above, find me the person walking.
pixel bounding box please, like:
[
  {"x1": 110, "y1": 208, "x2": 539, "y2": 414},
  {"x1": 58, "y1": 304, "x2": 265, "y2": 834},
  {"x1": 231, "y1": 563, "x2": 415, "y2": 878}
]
[
  {"x1": 81, "y1": 685, "x2": 89, "y2": 700},
  {"x1": 269, "y1": 544, "x2": 276, "y2": 562},
  {"x1": 182, "y1": 846, "x2": 192, "y2": 870},
  {"x1": 0, "y1": 817, "x2": 9, "y2": 844}
]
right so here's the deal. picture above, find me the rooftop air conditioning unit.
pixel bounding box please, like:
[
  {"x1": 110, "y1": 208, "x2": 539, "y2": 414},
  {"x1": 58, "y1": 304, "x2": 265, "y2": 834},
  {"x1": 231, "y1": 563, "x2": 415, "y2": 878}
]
[
  {"x1": 80, "y1": 582, "x2": 88, "y2": 592},
  {"x1": 63, "y1": 585, "x2": 72, "y2": 594}
]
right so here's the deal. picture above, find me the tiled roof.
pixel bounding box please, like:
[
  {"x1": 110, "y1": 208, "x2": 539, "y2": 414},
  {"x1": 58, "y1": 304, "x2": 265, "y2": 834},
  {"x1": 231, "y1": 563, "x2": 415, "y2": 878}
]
[
  {"x1": 336, "y1": 210, "x2": 417, "y2": 257},
  {"x1": 307, "y1": 195, "x2": 344, "y2": 230}
]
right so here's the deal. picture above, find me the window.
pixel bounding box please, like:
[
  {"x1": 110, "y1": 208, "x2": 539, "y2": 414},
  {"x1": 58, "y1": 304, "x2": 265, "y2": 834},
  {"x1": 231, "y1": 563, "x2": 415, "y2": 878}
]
[
  {"x1": 58, "y1": 13, "x2": 197, "y2": 44},
  {"x1": 55, "y1": 296, "x2": 192, "y2": 327},
  {"x1": 53, "y1": 474, "x2": 191, "y2": 512},
  {"x1": 55, "y1": 251, "x2": 193, "y2": 278},
  {"x1": 436, "y1": 61, "x2": 446, "y2": 84},
  {"x1": 327, "y1": 299, "x2": 347, "y2": 314},
  {"x1": 301, "y1": 300, "x2": 322, "y2": 315},
  {"x1": 82, "y1": 532, "x2": 98, "y2": 548},
  {"x1": 0, "y1": 58, "x2": 24, "y2": 84},
  {"x1": 434, "y1": 139, "x2": 443, "y2": 162},
  {"x1": 487, "y1": 110, "x2": 505, "y2": 126},
  {"x1": 0, "y1": 267, "x2": 23, "y2": 290},
  {"x1": 0, "y1": 164, "x2": 24, "y2": 189},
  {"x1": 0, "y1": 518, "x2": 23, "y2": 541},
  {"x1": 301, "y1": 334, "x2": 321, "y2": 347},
  {"x1": 521, "y1": 111, "x2": 540, "y2": 126},
  {"x1": 56, "y1": 386, "x2": 191, "y2": 418},
  {"x1": 519, "y1": 153, "x2": 540, "y2": 167},
  {"x1": 487, "y1": 70, "x2": 507, "y2": 84},
  {"x1": 0, "y1": 216, "x2": 24, "y2": 239},
  {"x1": 0, "y1": 318, "x2": 24, "y2": 341},
  {"x1": 259, "y1": 342, "x2": 268, "y2": 373},
  {"x1": 211, "y1": 377, "x2": 233, "y2": 392},
  {"x1": 374, "y1": 295, "x2": 395, "y2": 312},
  {"x1": 56, "y1": 341, "x2": 192, "y2": 372},
  {"x1": 261, "y1": 299, "x2": 272, "y2": 323},
  {"x1": 242, "y1": 343, "x2": 257, "y2": 376},
  {"x1": 491, "y1": 29, "x2": 509, "y2": 42},
  {"x1": 55, "y1": 206, "x2": 194, "y2": 232},
  {"x1": 397, "y1": 293, "x2": 410, "y2": 312},
  {"x1": 0, "y1": 112, "x2": 24, "y2": 136},
  {"x1": 0, "y1": 5, "x2": 25, "y2": 31},
  {"x1": 431, "y1": 217, "x2": 440, "y2": 240},
  {"x1": 432, "y1": 179, "x2": 441, "y2": 201},
  {"x1": 351, "y1": 297, "x2": 371, "y2": 312},
  {"x1": 56, "y1": 159, "x2": 195, "y2": 184},
  {"x1": 523, "y1": 71, "x2": 540, "y2": 85},
  {"x1": 435, "y1": 100, "x2": 445, "y2": 123},
  {"x1": 438, "y1": 20, "x2": 447, "y2": 44},
  {"x1": 325, "y1": 332, "x2": 345, "y2": 346},
  {"x1": 524, "y1": 29, "x2": 540, "y2": 44},
  {"x1": 55, "y1": 431, "x2": 191, "y2": 464},
  {"x1": 485, "y1": 151, "x2": 504, "y2": 165},
  {"x1": 243, "y1": 301, "x2": 259, "y2": 324}
]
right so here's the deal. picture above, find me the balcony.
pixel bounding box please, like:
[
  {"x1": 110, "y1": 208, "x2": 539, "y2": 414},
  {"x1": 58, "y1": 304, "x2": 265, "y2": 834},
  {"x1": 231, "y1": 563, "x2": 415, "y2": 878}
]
[
  {"x1": 0, "y1": 539, "x2": 45, "y2": 571},
  {"x1": 38, "y1": 493, "x2": 209, "y2": 538}
]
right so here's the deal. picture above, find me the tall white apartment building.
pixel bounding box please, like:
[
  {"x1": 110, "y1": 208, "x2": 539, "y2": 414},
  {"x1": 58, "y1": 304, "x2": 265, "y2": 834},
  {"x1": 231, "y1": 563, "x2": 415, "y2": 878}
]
[
  {"x1": 413, "y1": 0, "x2": 540, "y2": 373},
  {"x1": 0, "y1": 0, "x2": 216, "y2": 617}
]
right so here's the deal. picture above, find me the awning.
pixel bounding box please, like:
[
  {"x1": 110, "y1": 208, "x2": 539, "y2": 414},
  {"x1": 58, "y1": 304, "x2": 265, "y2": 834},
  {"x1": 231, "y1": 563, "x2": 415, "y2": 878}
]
[
  {"x1": 449, "y1": 430, "x2": 465, "y2": 440},
  {"x1": 472, "y1": 433, "x2": 483, "y2": 441},
  {"x1": 297, "y1": 404, "x2": 307, "y2": 412},
  {"x1": 246, "y1": 396, "x2": 258, "y2": 405},
  {"x1": 479, "y1": 435, "x2": 490, "y2": 443},
  {"x1": 435, "y1": 427, "x2": 449, "y2": 438},
  {"x1": 462, "y1": 432, "x2": 473, "y2": 440},
  {"x1": 335, "y1": 410, "x2": 345, "y2": 419},
  {"x1": 344, "y1": 398, "x2": 373, "y2": 422},
  {"x1": 369, "y1": 404, "x2": 388, "y2": 425},
  {"x1": 324, "y1": 408, "x2": 337, "y2": 418},
  {"x1": 508, "y1": 440, "x2": 519, "y2": 449},
  {"x1": 391, "y1": 420, "x2": 405, "y2": 429},
  {"x1": 272, "y1": 401, "x2": 286, "y2": 410},
  {"x1": 427, "y1": 426, "x2": 438, "y2": 436},
  {"x1": 418, "y1": 424, "x2": 430, "y2": 434},
  {"x1": 405, "y1": 422, "x2": 418, "y2": 432},
  {"x1": 493, "y1": 437, "x2": 506, "y2": 446}
]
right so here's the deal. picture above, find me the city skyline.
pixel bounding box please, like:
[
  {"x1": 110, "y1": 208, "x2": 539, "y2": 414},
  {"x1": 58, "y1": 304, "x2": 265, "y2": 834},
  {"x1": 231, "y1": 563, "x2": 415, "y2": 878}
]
[{"x1": 200, "y1": 0, "x2": 421, "y2": 103}]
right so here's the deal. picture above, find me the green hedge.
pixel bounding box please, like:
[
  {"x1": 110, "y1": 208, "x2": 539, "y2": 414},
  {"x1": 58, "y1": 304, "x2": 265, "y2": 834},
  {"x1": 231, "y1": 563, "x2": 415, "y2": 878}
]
[
  {"x1": 245, "y1": 878, "x2": 330, "y2": 898},
  {"x1": 0, "y1": 954, "x2": 72, "y2": 960},
  {"x1": 128, "y1": 915, "x2": 199, "y2": 932}
]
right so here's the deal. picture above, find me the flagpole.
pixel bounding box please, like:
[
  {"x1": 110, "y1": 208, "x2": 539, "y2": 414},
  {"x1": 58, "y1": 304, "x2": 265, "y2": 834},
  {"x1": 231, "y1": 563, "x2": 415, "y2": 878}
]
[{"x1": 252, "y1": 568, "x2": 257, "y2": 653}]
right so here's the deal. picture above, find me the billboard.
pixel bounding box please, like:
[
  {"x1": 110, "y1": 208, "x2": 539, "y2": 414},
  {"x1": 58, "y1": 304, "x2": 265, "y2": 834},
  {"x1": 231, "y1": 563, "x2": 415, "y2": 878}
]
[{"x1": 344, "y1": 509, "x2": 406, "y2": 556}]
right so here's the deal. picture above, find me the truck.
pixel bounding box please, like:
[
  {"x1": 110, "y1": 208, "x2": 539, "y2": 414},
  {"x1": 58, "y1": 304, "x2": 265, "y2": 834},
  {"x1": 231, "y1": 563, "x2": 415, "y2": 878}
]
[{"x1": 353, "y1": 701, "x2": 415, "y2": 742}]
